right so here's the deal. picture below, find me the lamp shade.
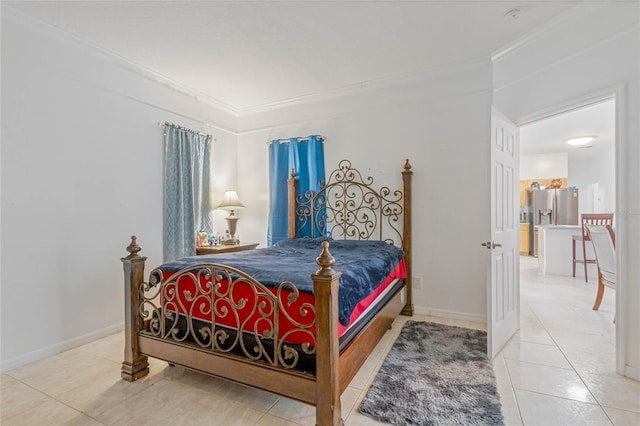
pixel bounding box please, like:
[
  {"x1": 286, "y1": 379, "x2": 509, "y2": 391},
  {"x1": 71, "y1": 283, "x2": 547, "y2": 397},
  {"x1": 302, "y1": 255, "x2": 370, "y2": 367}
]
[{"x1": 216, "y1": 190, "x2": 245, "y2": 210}]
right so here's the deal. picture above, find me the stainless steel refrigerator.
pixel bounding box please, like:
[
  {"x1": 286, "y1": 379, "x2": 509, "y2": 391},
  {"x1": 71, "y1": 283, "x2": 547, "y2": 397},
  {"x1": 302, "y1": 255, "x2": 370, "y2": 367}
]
[
  {"x1": 532, "y1": 188, "x2": 579, "y2": 225},
  {"x1": 530, "y1": 188, "x2": 579, "y2": 255}
]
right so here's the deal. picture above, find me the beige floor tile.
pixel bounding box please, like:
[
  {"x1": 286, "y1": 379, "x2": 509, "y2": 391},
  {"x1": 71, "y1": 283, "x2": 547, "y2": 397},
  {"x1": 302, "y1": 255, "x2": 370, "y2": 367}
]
[
  {"x1": 1, "y1": 398, "x2": 103, "y2": 426},
  {"x1": 602, "y1": 406, "x2": 640, "y2": 425},
  {"x1": 512, "y1": 326, "x2": 556, "y2": 346},
  {"x1": 365, "y1": 335, "x2": 394, "y2": 362},
  {"x1": 95, "y1": 378, "x2": 263, "y2": 425},
  {"x1": 506, "y1": 359, "x2": 598, "y2": 403},
  {"x1": 167, "y1": 367, "x2": 280, "y2": 413},
  {"x1": 515, "y1": 389, "x2": 612, "y2": 426},
  {"x1": 347, "y1": 356, "x2": 380, "y2": 390},
  {"x1": 7, "y1": 350, "x2": 120, "y2": 398},
  {"x1": 344, "y1": 409, "x2": 388, "y2": 425},
  {"x1": 77, "y1": 330, "x2": 125, "y2": 363},
  {"x1": 502, "y1": 339, "x2": 572, "y2": 369},
  {"x1": 267, "y1": 396, "x2": 315, "y2": 426},
  {"x1": 548, "y1": 329, "x2": 616, "y2": 355},
  {"x1": 340, "y1": 385, "x2": 363, "y2": 418},
  {"x1": 6, "y1": 349, "x2": 87, "y2": 385},
  {"x1": 496, "y1": 384, "x2": 523, "y2": 426},
  {"x1": 518, "y1": 305, "x2": 543, "y2": 329},
  {"x1": 255, "y1": 413, "x2": 303, "y2": 425},
  {"x1": 0, "y1": 375, "x2": 52, "y2": 421},
  {"x1": 55, "y1": 366, "x2": 162, "y2": 418},
  {"x1": 582, "y1": 372, "x2": 640, "y2": 413},
  {"x1": 563, "y1": 348, "x2": 618, "y2": 376},
  {"x1": 492, "y1": 357, "x2": 512, "y2": 387},
  {"x1": 519, "y1": 312, "x2": 544, "y2": 330}
]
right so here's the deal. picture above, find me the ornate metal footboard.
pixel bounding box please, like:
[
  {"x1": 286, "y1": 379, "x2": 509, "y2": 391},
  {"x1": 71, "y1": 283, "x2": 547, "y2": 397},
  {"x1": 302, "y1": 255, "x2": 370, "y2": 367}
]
[{"x1": 140, "y1": 260, "x2": 317, "y2": 371}]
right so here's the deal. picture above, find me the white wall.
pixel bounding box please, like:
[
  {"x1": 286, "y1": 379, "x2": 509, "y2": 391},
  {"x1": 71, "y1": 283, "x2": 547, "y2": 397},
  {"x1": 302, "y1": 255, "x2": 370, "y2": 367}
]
[
  {"x1": 237, "y1": 59, "x2": 494, "y2": 323},
  {"x1": 520, "y1": 153, "x2": 568, "y2": 179},
  {"x1": 1, "y1": 5, "x2": 495, "y2": 370},
  {"x1": 0, "y1": 7, "x2": 237, "y2": 371},
  {"x1": 569, "y1": 148, "x2": 616, "y2": 216},
  {"x1": 493, "y1": 2, "x2": 639, "y2": 379}
]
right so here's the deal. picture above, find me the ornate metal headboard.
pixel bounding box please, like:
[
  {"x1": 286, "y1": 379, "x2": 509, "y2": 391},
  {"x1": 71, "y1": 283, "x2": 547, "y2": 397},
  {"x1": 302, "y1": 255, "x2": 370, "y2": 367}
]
[{"x1": 287, "y1": 159, "x2": 412, "y2": 248}]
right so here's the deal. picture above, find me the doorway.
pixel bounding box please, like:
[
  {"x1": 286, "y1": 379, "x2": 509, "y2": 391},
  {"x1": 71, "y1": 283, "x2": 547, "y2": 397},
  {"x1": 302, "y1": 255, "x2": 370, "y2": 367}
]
[{"x1": 517, "y1": 97, "x2": 616, "y2": 362}]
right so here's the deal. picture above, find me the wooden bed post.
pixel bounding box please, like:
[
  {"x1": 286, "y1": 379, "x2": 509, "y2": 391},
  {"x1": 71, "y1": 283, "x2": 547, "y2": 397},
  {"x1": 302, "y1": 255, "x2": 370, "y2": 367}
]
[
  {"x1": 287, "y1": 169, "x2": 298, "y2": 239},
  {"x1": 121, "y1": 236, "x2": 149, "y2": 382},
  {"x1": 312, "y1": 242, "x2": 344, "y2": 426},
  {"x1": 401, "y1": 159, "x2": 414, "y2": 316}
]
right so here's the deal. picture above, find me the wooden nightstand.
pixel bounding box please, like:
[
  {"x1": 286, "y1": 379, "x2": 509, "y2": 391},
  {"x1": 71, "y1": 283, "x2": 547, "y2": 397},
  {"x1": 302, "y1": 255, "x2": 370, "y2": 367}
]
[{"x1": 195, "y1": 242, "x2": 259, "y2": 255}]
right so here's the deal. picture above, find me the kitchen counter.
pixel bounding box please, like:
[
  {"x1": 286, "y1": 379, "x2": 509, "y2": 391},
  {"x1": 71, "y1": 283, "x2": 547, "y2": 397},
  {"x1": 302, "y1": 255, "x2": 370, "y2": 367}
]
[{"x1": 536, "y1": 225, "x2": 588, "y2": 276}]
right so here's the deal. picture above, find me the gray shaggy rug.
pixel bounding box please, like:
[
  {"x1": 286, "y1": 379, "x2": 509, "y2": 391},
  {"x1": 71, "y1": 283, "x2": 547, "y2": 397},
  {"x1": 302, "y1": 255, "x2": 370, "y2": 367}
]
[{"x1": 359, "y1": 321, "x2": 504, "y2": 426}]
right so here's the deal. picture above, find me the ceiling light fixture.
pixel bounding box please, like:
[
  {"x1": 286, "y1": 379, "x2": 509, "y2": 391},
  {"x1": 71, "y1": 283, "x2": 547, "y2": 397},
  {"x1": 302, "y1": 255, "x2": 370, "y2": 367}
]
[
  {"x1": 504, "y1": 8, "x2": 521, "y2": 20},
  {"x1": 565, "y1": 136, "x2": 596, "y2": 146}
]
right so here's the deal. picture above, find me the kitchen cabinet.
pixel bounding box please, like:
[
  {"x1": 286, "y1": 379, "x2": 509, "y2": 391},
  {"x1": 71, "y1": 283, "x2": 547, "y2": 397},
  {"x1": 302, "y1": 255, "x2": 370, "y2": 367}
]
[
  {"x1": 519, "y1": 181, "x2": 530, "y2": 207},
  {"x1": 520, "y1": 223, "x2": 530, "y2": 255},
  {"x1": 519, "y1": 178, "x2": 569, "y2": 207}
]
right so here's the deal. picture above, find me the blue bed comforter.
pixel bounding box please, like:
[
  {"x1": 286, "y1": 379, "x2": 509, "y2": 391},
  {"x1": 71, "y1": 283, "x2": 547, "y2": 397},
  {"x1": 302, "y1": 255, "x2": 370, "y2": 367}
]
[{"x1": 158, "y1": 238, "x2": 405, "y2": 326}]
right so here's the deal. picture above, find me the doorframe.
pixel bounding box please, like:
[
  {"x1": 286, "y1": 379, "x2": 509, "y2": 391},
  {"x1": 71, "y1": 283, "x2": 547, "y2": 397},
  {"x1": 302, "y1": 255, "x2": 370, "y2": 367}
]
[{"x1": 514, "y1": 84, "x2": 625, "y2": 375}]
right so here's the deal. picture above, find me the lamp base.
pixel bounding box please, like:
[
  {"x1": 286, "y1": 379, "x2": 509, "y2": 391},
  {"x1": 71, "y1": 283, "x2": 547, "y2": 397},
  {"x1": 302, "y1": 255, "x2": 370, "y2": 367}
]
[{"x1": 223, "y1": 215, "x2": 240, "y2": 245}]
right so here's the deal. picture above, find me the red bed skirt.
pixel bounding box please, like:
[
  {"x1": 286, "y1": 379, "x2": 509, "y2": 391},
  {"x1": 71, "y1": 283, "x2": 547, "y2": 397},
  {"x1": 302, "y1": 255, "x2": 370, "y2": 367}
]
[{"x1": 161, "y1": 260, "x2": 406, "y2": 346}]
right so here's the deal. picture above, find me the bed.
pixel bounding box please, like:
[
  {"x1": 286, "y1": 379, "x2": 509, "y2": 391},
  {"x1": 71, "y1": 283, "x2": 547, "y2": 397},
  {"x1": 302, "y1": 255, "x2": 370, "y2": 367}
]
[{"x1": 121, "y1": 159, "x2": 413, "y2": 425}]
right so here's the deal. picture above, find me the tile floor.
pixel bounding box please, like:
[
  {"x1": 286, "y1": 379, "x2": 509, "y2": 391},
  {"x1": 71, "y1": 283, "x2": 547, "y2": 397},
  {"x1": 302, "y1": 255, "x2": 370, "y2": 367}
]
[{"x1": 1, "y1": 257, "x2": 638, "y2": 425}]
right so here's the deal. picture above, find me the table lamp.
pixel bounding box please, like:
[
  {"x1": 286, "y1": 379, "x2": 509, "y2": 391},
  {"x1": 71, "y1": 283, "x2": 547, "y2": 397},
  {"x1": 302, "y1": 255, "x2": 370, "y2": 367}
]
[{"x1": 216, "y1": 190, "x2": 245, "y2": 245}]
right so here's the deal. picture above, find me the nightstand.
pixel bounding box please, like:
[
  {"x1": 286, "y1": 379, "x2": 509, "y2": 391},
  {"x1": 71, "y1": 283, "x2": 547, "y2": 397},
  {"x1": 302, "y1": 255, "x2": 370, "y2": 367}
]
[{"x1": 195, "y1": 242, "x2": 259, "y2": 255}]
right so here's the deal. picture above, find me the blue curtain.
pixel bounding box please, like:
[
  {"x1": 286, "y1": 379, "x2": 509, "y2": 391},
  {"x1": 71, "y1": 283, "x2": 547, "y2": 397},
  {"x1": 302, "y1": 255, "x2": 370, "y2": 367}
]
[
  {"x1": 267, "y1": 135, "x2": 325, "y2": 246},
  {"x1": 163, "y1": 123, "x2": 212, "y2": 261}
]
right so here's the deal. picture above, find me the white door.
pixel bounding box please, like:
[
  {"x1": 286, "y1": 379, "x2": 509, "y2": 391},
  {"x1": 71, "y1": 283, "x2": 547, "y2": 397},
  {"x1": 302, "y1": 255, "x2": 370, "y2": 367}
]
[{"x1": 487, "y1": 107, "x2": 520, "y2": 357}]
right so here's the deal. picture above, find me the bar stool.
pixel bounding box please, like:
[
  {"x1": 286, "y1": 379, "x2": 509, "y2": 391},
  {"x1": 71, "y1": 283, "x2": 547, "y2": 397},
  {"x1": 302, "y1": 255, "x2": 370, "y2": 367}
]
[{"x1": 572, "y1": 213, "x2": 614, "y2": 282}]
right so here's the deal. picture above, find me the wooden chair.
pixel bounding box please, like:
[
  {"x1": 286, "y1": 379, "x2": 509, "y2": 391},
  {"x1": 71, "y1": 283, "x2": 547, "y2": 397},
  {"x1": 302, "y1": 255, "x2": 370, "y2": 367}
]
[
  {"x1": 584, "y1": 224, "x2": 615, "y2": 310},
  {"x1": 572, "y1": 213, "x2": 614, "y2": 282}
]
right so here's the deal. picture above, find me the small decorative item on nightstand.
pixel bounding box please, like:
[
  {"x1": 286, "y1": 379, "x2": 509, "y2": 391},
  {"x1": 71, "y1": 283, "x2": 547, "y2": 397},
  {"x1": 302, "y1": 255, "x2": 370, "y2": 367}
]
[{"x1": 197, "y1": 230, "x2": 209, "y2": 247}]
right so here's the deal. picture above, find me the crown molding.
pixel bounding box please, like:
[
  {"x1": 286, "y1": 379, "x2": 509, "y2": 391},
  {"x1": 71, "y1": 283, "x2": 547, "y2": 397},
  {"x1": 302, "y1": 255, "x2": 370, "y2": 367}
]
[
  {"x1": 237, "y1": 55, "x2": 492, "y2": 116},
  {"x1": 3, "y1": 4, "x2": 241, "y2": 116},
  {"x1": 492, "y1": 2, "x2": 638, "y2": 63},
  {"x1": 491, "y1": 7, "x2": 571, "y2": 63},
  {"x1": 493, "y1": 24, "x2": 638, "y2": 95},
  {"x1": 5, "y1": 3, "x2": 489, "y2": 121}
]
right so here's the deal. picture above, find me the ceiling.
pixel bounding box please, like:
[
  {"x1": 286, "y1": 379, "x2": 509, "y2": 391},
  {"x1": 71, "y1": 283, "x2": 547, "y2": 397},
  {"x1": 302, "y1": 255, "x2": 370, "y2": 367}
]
[
  {"x1": 9, "y1": 0, "x2": 610, "y2": 156},
  {"x1": 7, "y1": 0, "x2": 580, "y2": 113},
  {"x1": 520, "y1": 99, "x2": 615, "y2": 157}
]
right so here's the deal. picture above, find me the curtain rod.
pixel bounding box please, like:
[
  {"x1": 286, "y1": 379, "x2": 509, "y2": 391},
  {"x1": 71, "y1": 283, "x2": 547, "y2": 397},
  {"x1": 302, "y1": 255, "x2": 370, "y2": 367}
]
[
  {"x1": 158, "y1": 121, "x2": 215, "y2": 140},
  {"x1": 265, "y1": 135, "x2": 325, "y2": 145}
]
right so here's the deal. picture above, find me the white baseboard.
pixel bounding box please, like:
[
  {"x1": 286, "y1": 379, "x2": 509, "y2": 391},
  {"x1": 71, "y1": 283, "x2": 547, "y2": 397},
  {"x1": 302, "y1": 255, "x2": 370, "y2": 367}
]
[
  {"x1": 1, "y1": 322, "x2": 124, "y2": 373},
  {"x1": 413, "y1": 306, "x2": 486, "y2": 324}
]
